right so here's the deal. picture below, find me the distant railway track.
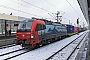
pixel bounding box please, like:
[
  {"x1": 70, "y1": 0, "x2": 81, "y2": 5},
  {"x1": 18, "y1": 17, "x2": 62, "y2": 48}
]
[
  {"x1": 46, "y1": 32, "x2": 88, "y2": 60},
  {"x1": 0, "y1": 38, "x2": 16, "y2": 47},
  {"x1": 0, "y1": 38, "x2": 15, "y2": 41},
  {"x1": 4, "y1": 49, "x2": 30, "y2": 60},
  {"x1": 0, "y1": 44, "x2": 16, "y2": 49},
  {"x1": 0, "y1": 47, "x2": 24, "y2": 56}
]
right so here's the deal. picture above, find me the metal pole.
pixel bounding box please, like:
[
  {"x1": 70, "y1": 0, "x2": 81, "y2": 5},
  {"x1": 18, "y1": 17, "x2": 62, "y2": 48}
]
[
  {"x1": 5, "y1": 20, "x2": 7, "y2": 36},
  {"x1": 10, "y1": 12, "x2": 12, "y2": 36},
  {"x1": 10, "y1": 20, "x2": 11, "y2": 31},
  {"x1": 56, "y1": 11, "x2": 60, "y2": 22},
  {"x1": 57, "y1": 13, "x2": 58, "y2": 22}
]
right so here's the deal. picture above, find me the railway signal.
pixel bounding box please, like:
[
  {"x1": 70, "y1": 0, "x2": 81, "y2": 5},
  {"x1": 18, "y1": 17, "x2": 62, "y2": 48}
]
[
  {"x1": 77, "y1": 18, "x2": 79, "y2": 24},
  {"x1": 77, "y1": 18, "x2": 79, "y2": 34}
]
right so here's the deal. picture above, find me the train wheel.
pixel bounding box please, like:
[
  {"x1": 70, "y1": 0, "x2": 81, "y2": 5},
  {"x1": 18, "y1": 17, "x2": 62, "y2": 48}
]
[
  {"x1": 21, "y1": 44, "x2": 34, "y2": 50},
  {"x1": 35, "y1": 43, "x2": 40, "y2": 48},
  {"x1": 39, "y1": 41, "x2": 43, "y2": 47},
  {"x1": 14, "y1": 40, "x2": 20, "y2": 45},
  {"x1": 48, "y1": 39, "x2": 51, "y2": 43},
  {"x1": 21, "y1": 43, "x2": 24, "y2": 47},
  {"x1": 28, "y1": 45, "x2": 34, "y2": 50}
]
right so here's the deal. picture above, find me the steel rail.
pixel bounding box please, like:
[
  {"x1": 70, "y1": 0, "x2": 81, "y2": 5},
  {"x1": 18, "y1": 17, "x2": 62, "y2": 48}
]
[
  {"x1": 66, "y1": 33, "x2": 87, "y2": 60},
  {"x1": 46, "y1": 32, "x2": 87, "y2": 60},
  {"x1": 0, "y1": 44, "x2": 16, "y2": 49}
]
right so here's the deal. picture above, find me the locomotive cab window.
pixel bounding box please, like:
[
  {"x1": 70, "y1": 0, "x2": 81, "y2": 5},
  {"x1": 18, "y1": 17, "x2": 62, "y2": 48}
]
[{"x1": 18, "y1": 20, "x2": 33, "y2": 32}]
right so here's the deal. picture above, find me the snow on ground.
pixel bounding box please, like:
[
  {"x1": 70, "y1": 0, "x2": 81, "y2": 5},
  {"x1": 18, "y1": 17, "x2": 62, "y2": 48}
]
[{"x1": 8, "y1": 31, "x2": 89, "y2": 60}]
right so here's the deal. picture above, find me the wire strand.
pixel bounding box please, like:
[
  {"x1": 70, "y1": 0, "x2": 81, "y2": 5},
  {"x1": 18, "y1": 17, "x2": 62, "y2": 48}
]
[
  {"x1": 43, "y1": 0, "x2": 73, "y2": 20},
  {"x1": 10, "y1": 0, "x2": 54, "y2": 19},
  {"x1": 66, "y1": 0, "x2": 82, "y2": 18},
  {"x1": 20, "y1": 0, "x2": 52, "y2": 13},
  {"x1": 0, "y1": 4, "x2": 42, "y2": 17}
]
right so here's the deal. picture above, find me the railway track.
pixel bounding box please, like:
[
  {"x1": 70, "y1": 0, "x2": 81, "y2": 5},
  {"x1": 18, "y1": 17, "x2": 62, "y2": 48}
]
[
  {"x1": 0, "y1": 38, "x2": 16, "y2": 41},
  {"x1": 4, "y1": 51, "x2": 31, "y2": 60},
  {"x1": 2, "y1": 48, "x2": 29, "y2": 60},
  {"x1": 0, "y1": 38, "x2": 16, "y2": 47},
  {"x1": 46, "y1": 32, "x2": 88, "y2": 60},
  {"x1": 0, "y1": 44, "x2": 35, "y2": 60},
  {"x1": 0, "y1": 45, "x2": 26, "y2": 60},
  {"x1": 0, "y1": 38, "x2": 16, "y2": 49},
  {"x1": 0, "y1": 44, "x2": 16, "y2": 49},
  {"x1": 0, "y1": 31, "x2": 88, "y2": 60},
  {"x1": 0, "y1": 46, "x2": 36, "y2": 60}
]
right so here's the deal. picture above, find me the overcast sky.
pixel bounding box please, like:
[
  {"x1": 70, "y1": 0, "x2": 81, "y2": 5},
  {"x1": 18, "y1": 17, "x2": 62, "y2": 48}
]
[{"x1": 0, "y1": 0, "x2": 88, "y2": 27}]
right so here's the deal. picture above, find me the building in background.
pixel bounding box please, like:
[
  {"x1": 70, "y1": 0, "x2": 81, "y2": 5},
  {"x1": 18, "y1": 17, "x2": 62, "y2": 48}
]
[{"x1": 0, "y1": 13, "x2": 31, "y2": 35}]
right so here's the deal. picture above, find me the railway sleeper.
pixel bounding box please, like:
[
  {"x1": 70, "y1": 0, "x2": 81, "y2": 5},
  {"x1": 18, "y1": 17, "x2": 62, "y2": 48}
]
[{"x1": 13, "y1": 40, "x2": 21, "y2": 45}]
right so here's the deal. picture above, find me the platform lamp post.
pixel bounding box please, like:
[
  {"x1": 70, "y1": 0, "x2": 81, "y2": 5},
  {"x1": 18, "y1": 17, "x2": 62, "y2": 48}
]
[
  {"x1": 5, "y1": 20, "x2": 7, "y2": 36},
  {"x1": 10, "y1": 12, "x2": 12, "y2": 36}
]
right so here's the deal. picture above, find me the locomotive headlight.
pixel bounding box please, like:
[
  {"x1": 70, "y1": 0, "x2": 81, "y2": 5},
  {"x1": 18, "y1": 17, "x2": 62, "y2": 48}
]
[{"x1": 31, "y1": 34, "x2": 34, "y2": 38}]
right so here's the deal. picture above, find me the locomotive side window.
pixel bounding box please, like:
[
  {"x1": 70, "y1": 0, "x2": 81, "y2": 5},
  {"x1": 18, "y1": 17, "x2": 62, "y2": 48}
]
[
  {"x1": 42, "y1": 24, "x2": 46, "y2": 29},
  {"x1": 36, "y1": 24, "x2": 42, "y2": 31},
  {"x1": 36, "y1": 24, "x2": 46, "y2": 31}
]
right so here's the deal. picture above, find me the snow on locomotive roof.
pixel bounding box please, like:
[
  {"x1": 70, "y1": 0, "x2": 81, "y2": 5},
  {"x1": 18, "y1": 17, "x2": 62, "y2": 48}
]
[
  {"x1": 52, "y1": 22, "x2": 61, "y2": 25},
  {"x1": 20, "y1": 18, "x2": 66, "y2": 26},
  {"x1": 20, "y1": 19, "x2": 34, "y2": 22},
  {"x1": 31, "y1": 17, "x2": 66, "y2": 26}
]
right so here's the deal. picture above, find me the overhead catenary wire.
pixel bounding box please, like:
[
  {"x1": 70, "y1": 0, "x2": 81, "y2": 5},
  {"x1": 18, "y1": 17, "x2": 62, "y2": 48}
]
[
  {"x1": 17, "y1": 0, "x2": 87, "y2": 26},
  {"x1": 19, "y1": 0, "x2": 58, "y2": 20},
  {"x1": 19, "y1": 0, "x2": 52, "y2": 13},
  {"x1": 73, "y1": 0, "x2": 86, "y2": 22},
  {"x1": 69, "y1": 0, "x2": 85, "y2": 23},
  {"x1": 48, "y1": 13, "x2": 56, "y2": 20},
  {"x1": 73, "y1": 0, "x2": 84, "y2": 15},
  {"x1": 11, "y1": 0, "x2": 73, "y2": 21},
  {"x1": 0, "y1": 4, "x2": 42, "y2": 17},
  {"x1": 43, "y1": 0, "x2": 61, "y2": 12},
  {"x1": 31, "y1": 0, "x2": 85, "y2": 23},
  {"x1": 1, "y1": 0, "x2": 86, "y2": 25},
  {"x1": 10, "y1": 0, "x2": 54, "y2": 19},
  {"x1": 64, "y1": 0, "x2": 86, "y2": 25},
  {"x1": 43, "y1": 0, "x2": 73, "y2": 21},
  {"x1": 65, "y1": 0, "x2": 82, "y2": 18},
  {"x1": 10, "y1": 0, "x2": 31, "y2": 10}
]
